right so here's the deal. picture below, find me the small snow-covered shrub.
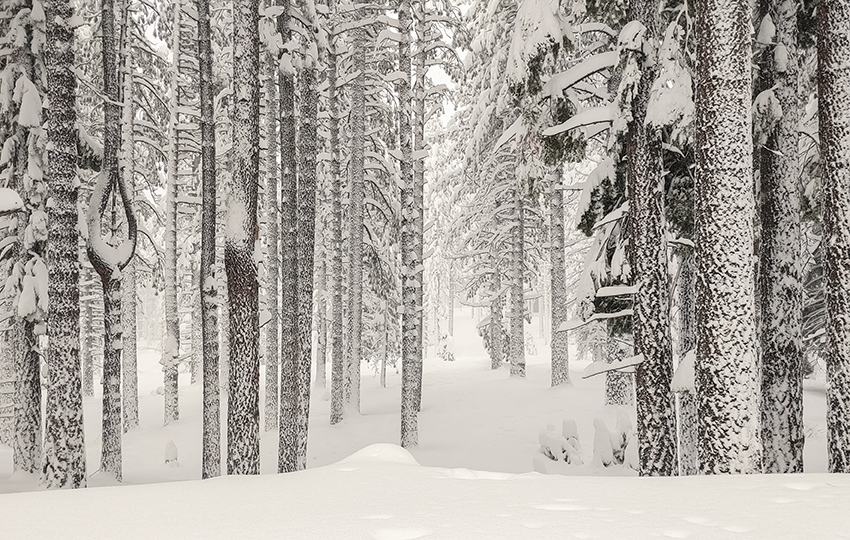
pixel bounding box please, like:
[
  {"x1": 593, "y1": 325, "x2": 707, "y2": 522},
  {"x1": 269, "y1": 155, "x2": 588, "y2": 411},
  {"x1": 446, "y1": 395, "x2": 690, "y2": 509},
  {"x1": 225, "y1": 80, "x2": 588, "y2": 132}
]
[
  {"x1": 537, "y1": 419, "x2": 582, "y2": 465},
  {"x1": 592, "y1": 409, "x2": 637, "y2": 471}
]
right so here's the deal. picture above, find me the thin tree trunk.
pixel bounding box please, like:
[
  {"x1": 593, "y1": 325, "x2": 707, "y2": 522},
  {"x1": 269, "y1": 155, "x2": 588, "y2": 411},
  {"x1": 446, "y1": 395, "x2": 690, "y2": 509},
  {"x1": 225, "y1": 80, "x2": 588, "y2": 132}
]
[
  {"x1": 163, "y1": 0, "x2": 181, "y2": 426},
  {"x1": 316, "y1": 259, "x2": 328, "y2": 389},
  {"x1": 83, "y1": 277, "x2": 95, "y2": 396},
  {"x1": 398, "y1": 0, "x2": 419, "y2": 448},
  {"x1": 277, "y1": 0, "x2": 299, "y2": 470},
  {"x1": 489, "y1": 260, "x2": 504, "y2": 370},
  {"x1": 695, "y1": 0, "x2": 761, "y2": 473},
  {"x1": 676, "y1": 246, "x2": 698, "y2": 476},
  {"x1": 197, "y1": 0, "x2": 220, "y2": 480},
  {"x1": 226, "y1": 0, "x2": 261, "y2": 475},
  {"x1": 412, "y1": 7, "x2": 426, "y2": 411},
  {"x1": 817, "y1": 0, "x2": 850, "y2": 473},
  {"x1": 346, "y1": 25, "x2": 366, "y2": 414},
  {"x1": 381, "y1": 298, "x2": 388, "y2": 388},
  {"x1": 510, "y1": 185, "x2": 526, "y2": 377},
  {"x1": 759, "y1": 0, "x2": 804, "y2": 473},
  {"x1": 264, "y1": 53, "x2": 280, "y2": 432},
  {"x1": 549, "y1": 171, "x2": 569, "y2": 386}
]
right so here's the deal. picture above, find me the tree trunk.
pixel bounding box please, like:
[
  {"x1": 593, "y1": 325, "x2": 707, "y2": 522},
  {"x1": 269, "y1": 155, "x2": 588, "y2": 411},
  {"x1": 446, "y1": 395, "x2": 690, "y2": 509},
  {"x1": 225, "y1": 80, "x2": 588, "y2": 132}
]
[
  {"x1": 83, "y1": 277, "x2": 95, "y2": 397},
  {"x1": 163, "y1": 0, "x2": 181, "y2": 426},
  {"x1": 295, "y1": 15, "x2": 319, "y2": 469},
  {"x1": 549, "y1": 171, "x2": 569, "y2": 386},
  {"x1": 489, "y1": 259, "x2": 504, "y2": 370},
  {"x1": 42, "y1": 0, "x2": 86, "y2": 484},
  {"x1": 625, "y1": 0, "x2": 677, "y2": 476},
  {"x1": 510, "y1": 185, "x2": 526, "y2": 377},
  {"x1": 817, "y1": 0, "x2": 850, "y2": 473},
  {"x1": 277, "y1": 0, "x2": 299, "y2": 470},
  {"x1": 226, "y1": 0, "x2": 261, "y2": 475},
  {"x1": 327, "y1": 0, "x2": 345, "y2": 426},
  {"x1": 398, "y1": 0, "x2": 419, "y2": 448},
  {"x1": 197, "y1": 0, "x2": 220, "y2": 479},
  {"x1": 695, "y1": 0, "x2": 761, "y2": 473},
  {"x1": 315, "y1": 259, "x2": 328, "y2": 389},
  {"x1": 347, "y1": 25, "x2": 366, "y2": 414},
  {"x1": 412, "y1": 7, "x2": 426, "y2": 412},
  {"x1": 264, "y1": 53, "x2": 280, "y2": 432},
  {"x1": 676, "y1": 246, "x2": 698, "y2": 476},
  {"x1": 759, "y1": 0, "x2": 804, "y2": 474}
]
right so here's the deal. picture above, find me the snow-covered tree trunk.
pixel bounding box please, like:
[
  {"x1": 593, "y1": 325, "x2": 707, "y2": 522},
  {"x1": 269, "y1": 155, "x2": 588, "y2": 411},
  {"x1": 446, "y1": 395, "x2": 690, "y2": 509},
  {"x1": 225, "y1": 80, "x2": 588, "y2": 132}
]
[
  {"x1": 226, "y1": 0, "x2": 261, "y2": 475},
  {"x1": 509, "y1": 185, "x2": 525, "y2": 377},
  {"x1": 295, "y1": 2, "x2": 319, "y2": 468},
  {"x1": 381, "y1": 298, "x2": 389, "y2": 388},
  {"x1": 41, "y1": 0, "x2": 86, "y2": 483},
  {"x1": 13, "y1": 318, "x2": 40, "y2": 474},
  {"x1": 489, "y1": 258, "x2": 504, "y2": 370},
  {"x1": 817, "y1": 0, "x2": 850, "y2": 473},
  {"x1": 605, "y1": 336, "x2": 634, "y2": 406},
  {"x1": 346, "y1": 25, "x2": 366, "y2": 414},
  {"x1": 759, "y1": 0, "x2": 803, "y2": 474},
  {"x1": 327, "y1": 0, "x2": 344, "y2": 426},
  {"x1": 121, "y1": 7, "x2": 139, "y2": 432},
  {"x1": 83, "y1": 279, "x2": 95, "y2": 397},
  {"x1": 264, "y1": 54, "x2": 280, "y2": 432},
  {"x1": 676, "y1": 246, "x2": 698, "y2": 476},
  {"x1": 315, "y1": 259, "x2": 327, "y2": 389},
  {"x1": 191, "y1": 269, "x2": 202, "y2": 385},
  {"x1": 277, "y1": 0, "x2": 299, "y2": 470},
  {"x1": 398, "y1": 0, "x2": 419, "y2": 448},
  {"x1": 412, "y1": 7, "x2": 426, "y2": 411},
  {"x1": 163, "y1": 0, "x2": 182, "y2": 426},
  {"x1": 549, "y1": 171, "x2": 569, "y2": 386},
  {"x1": 624, "y1": 0, "x2": 677, "y2": 476},
  {"x1": 197, "y1": 0, "x2": 220, "y2": 480},
  {"x1": 695, "y1": 0, "x2": 761, "y2": 474}
]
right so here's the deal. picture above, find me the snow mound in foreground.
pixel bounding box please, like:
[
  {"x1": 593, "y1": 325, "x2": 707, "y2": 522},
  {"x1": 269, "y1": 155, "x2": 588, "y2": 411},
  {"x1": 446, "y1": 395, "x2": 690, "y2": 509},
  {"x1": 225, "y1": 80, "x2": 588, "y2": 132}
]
[{"x1": 338, "y1": 443, "x2": 420, "y2": 466}]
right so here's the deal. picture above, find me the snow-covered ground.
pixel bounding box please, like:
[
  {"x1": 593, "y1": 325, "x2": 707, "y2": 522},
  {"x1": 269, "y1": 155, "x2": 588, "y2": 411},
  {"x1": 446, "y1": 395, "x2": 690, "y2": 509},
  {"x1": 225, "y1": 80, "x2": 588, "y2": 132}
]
[{"x1": 0, "y1": 309, "x2": 841, "y2": 538}]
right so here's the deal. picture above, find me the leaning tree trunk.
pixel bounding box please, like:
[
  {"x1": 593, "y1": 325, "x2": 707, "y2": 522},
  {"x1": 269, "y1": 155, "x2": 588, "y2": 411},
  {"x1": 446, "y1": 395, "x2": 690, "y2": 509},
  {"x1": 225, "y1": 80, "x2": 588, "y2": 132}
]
[
  {"x1": 818, "y1": 0, "x2": 850, "y2": 473},
  {"x1": 42, "y1": 0, "x2": 87, "y2": 489},
  {"x1": 759, "y1": 0, "x2": 803, "y2": 474},
  {"x1": 277, "y1": 0, "x2": 299, "y2": 471},
  {"x1": 624, "y1": 0, "x2": 677, "y2": 476},
  {"x1": 226, "y1": 0, "x2": 261, "y2": 475},
  {"x1": 163, "y1": 0, "x2": 181, "y2": 426},
  {"x1": 549, "y1": 170, "x2": 570, "y2": 386},
  {"x1": 347, "y1": 24, "x2": 366, "y2": 414},
  {"x1": 264, "y1": 53, "x2": 280, "y2": 432},
  {"x1": 509, "y1": 184, "x2": 526, "y2": 377},
  {"x1": 398, "y1": 0, "x2": 419, "y2": 448},
  {"x1": 695, "y1": 0, "x2": 761, "y2": 474},
  {"x1": 295, "y1": 2, "x2": 319, "y2": 468},
  {"x1": 197, "y1": 0, "x2": 220, "y2": 480}
]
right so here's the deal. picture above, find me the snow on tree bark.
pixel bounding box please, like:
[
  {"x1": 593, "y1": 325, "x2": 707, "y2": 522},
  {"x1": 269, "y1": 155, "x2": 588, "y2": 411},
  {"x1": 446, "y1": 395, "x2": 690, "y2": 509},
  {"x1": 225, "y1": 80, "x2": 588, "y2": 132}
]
[
  {"x1": 623, "y1": 3, "x2": 677, "y2": 476},
  {"x1": 347, "y1": 25, "x2": 366, "y2": 414},
  {"x1": 759, "y1": 0, "x2": 804, "y2": 474},
  {"x1": 549, "y1": 171, "x2": 570, "y2": 386},
  {"x1": 121, "y1": 5, "x2": 139, "y2": 432},
  {"x1": 264, "y1": 54, "x2": 280, "y2": 432},
  {"x1": 605, "y1": 336, "x2": 635, "y2": 407},
  {"x1": 695, "y1": 0, "x2": 761, "y2": 474},
  {"x1": 316, "y1": 259, "x2": 328, "y2": 389},
  {"x1": 398, "y1": 0, "x2": 419, "y2": 448},
  {"x1": 817, "y1": 0, "x2": 850, "y2": 474},
  {"x1": 163, "y1": 0, "x2": 182, "y2": 426},
  {"x1": 83, "y1": 278, "x2": 95, "y2": 397},
  {"x1": 326, "y1": 1, "x2": 344, "y2": 423},
  {"x1": 295, "y1": 6, "x2": 319, "y2": 468},
  {"x1": 412, "y1": 7, "x2": 426, "y2": 412},
  {"x1": 42, "y1": 0, "x2": 86, "y2": 487},
  {"x1": 197, "y1": 0, "x2": 220, "y2": 479},
  {"x1": 510, "y1": 186, "x2": 526, "y2": 378},
  {"x1": 489, "y1": 253, "x2": 504, "y2": 370},
  {"x1": 277, "y1": 0, "x2": 299, "y2": 470},
  {"x1": 226, "y1": 0, "x2": 261, "y2": 475},
  {"x1": 675, "y1": 246, "x2": 698, "y2": 476}
]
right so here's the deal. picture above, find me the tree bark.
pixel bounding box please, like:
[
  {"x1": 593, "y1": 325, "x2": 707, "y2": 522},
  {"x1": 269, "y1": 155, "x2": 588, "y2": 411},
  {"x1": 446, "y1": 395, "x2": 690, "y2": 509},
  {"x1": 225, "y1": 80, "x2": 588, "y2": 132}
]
[
  {"x1": 549, "y1": 171, "x2": 570, "y2": 386},
  {"x1": 695, "y1": 0, "x2": 761, "y2": 473},
  {"x1": 817, "y1": 0, "x2": 850, "y2": 473},
  {"x1": 42, "y1": 0, "x2": 86, "y2": 483},
  {"x1": 197, "y1": 0, "x2": 220, "y2": 479},
  {"x1": 489, "y1": 256, "x2": 504, "y2": 370},
  {"x1": 264, "y1": 53, "x2": 280, "y2": 432},
  {"x1": 676, "y1": 246, "x2": 698, "y2": 476},
  {"x1": 759, "y1": 0, "x2": 804, "y2": 474},
  {"x1": 226, "y1": 0, "x2": 261, "y2": 475},
  {"x1": 510, "y1": 185, "x2": 526, "y2": 377}
]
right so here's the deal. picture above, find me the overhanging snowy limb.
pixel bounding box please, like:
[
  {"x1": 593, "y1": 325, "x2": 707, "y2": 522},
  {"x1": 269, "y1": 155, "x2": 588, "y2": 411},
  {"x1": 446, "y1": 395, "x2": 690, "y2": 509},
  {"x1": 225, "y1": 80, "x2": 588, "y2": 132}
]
[
  {"x1": 558, "y1": 309, "x2": 633, "y2": 332},
  {"x1": 542, "y1": 104, "x2": 614, "y2": 137},
  {"x1": 582, "y1": 354, "x2": 645, "y2": 379}
]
